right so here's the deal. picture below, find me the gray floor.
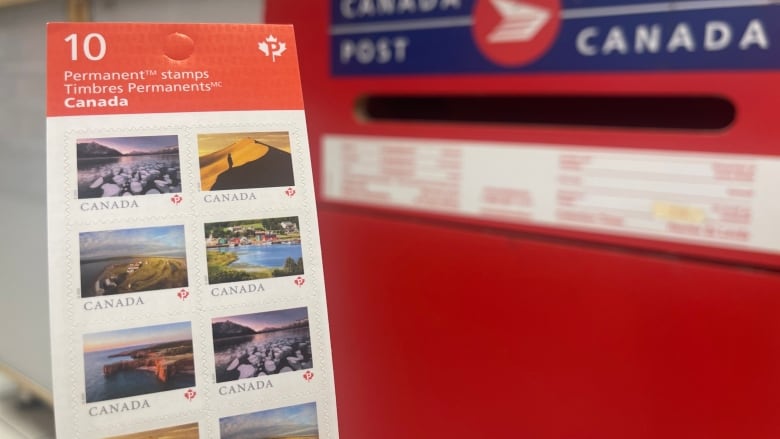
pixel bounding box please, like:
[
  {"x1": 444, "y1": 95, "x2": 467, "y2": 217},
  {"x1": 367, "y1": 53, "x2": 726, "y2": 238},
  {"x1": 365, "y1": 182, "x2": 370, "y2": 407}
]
[{"x1": 0, "y1": 372, "x2": 55, "y2": 438}]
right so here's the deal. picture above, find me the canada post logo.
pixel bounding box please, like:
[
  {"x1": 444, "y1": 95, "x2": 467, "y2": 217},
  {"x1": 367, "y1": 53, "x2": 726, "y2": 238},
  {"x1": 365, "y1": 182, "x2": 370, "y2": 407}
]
[
  {"x1": 330, "y1": 0, "x2": 778, "y2": 75},
  {"x1": 472, "y1": 0, "x2": 560, "y2": 66}
]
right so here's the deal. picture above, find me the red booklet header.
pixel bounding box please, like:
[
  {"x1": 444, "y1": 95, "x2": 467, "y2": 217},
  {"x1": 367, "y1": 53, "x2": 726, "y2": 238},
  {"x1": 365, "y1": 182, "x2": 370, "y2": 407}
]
[{"x1": 47, "y1": 23, "x2": 304, "y2": 116}]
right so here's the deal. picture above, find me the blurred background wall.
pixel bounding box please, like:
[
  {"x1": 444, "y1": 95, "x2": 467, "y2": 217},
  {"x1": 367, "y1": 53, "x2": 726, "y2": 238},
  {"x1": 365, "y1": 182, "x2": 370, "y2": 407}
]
[{"x1": 0, "y1": 0, "x2": 264, "y2": 401}]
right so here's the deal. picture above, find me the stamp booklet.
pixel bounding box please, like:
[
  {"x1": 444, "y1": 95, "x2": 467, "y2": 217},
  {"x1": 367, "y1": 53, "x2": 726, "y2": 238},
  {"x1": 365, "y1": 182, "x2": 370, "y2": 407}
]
[{"x1": 46, "y1": 23, "x2": 338, "y2": 438}]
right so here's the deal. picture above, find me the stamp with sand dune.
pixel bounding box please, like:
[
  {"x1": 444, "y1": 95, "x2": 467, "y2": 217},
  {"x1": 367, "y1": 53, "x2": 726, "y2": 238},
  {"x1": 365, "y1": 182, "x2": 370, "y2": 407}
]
[{"x1": 198, "y1": 131, "x2": 295, "y2": 192}]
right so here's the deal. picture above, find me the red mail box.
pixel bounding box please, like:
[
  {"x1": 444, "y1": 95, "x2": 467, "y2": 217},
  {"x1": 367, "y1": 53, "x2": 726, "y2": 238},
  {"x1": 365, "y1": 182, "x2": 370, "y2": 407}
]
[{"x1": 268, "y1": 1, "x2": 780, "y2": 438}]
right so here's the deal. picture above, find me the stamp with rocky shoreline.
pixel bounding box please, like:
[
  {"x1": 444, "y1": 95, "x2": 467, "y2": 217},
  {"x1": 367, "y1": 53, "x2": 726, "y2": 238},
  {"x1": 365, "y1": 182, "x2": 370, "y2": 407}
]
[
  {"x1": 212, "y1": 307, "x2": 312, "y2": 383},
  {"x1": 76, "y1": 135, "x2": 182, "y2": 199},
  {"x1": 79, "y1": 225, "x2": 188, "y2": 298},
  {"x1": 83, "y1": 321, "x2": 196, "y2": 404}
]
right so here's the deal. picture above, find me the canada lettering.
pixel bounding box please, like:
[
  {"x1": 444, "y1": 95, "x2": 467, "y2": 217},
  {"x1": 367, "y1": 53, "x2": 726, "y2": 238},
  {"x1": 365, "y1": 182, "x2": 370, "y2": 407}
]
[
  {"x1": 577, "y1": 19, "x2": 769, "y2": 56},
  {"x1": 83, "y1": 296, "x2": 145, "y2": 311},
  {"x1": 80, "y1": 199, "x2": 139, "y2": 211},
  {"x1": 65, "y1": 96, "x2": 128, "y2": 109},
  {"x1": 203, "y1": 192, "x2": 257, "y2": 203},
  {"x1": 88, "y1": 399, "x2": 150, "y2": 416},
  {"x1": 218, "y1": 379, "x2": 273, "y2": 395},
  {"x1": 211, "y1": 283, "x2": 265, "y2": 297},
  {"x1": 340, "y1": 0, "x2": 462, "y2": 19}
]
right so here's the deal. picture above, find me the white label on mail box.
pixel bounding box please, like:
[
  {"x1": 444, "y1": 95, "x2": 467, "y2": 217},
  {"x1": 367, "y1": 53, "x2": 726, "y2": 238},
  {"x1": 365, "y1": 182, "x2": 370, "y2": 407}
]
[{"x1": 323, "y1": 134, "x2": 780, "y2": 256}]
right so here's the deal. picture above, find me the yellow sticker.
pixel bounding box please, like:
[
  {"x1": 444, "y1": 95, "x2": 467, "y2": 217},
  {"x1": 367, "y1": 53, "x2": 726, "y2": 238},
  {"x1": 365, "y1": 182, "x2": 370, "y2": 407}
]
[{"x1": 653, "y1": 201, "x2": 706, "y2": 224}]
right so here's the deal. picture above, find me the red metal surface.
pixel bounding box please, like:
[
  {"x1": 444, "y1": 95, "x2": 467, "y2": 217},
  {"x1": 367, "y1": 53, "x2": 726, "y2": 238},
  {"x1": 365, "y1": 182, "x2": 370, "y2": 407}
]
[
  {"x1": 267, "y1": 2, "x2": 780, "y2": 437},
  {"x1": 323, "y1": 210, "x2": 780, "y2": 438}
]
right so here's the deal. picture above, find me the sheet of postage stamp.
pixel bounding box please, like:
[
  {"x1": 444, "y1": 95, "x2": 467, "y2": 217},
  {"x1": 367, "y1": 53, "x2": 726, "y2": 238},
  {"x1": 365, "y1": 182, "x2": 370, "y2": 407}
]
[{"x1": 46, "y1": 22, "x2": 338, "y2": 439}]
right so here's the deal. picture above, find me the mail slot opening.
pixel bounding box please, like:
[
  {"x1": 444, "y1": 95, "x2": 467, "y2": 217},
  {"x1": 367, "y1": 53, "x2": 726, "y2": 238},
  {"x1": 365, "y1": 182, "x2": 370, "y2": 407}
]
[{"x1": 359, "y1": 95, "x2": 735, "y2": 130}]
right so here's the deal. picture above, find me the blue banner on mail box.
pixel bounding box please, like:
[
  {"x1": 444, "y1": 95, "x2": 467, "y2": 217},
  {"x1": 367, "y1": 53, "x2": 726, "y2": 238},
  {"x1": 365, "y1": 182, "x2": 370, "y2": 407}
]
[{"x1": 330, "y1": 0, "x2": 779, "y2": 75}]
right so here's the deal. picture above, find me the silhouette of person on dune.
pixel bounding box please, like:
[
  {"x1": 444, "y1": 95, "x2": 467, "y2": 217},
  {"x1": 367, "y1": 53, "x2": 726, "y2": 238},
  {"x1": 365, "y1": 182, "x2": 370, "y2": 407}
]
[{"x1": 211, "y1": 145, "x2": 295, "y2": 191}]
